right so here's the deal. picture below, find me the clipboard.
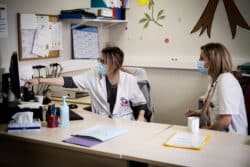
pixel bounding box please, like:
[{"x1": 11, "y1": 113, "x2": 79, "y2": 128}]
[{"x1": 17, "y1": 13, "x2": 61, "y2": 61}]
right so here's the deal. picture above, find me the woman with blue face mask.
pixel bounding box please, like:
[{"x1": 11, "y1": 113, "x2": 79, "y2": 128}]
[
  {"x1": 25, "y1": 46, "x2": 147, "y2": 122},
  {"x1": 196, "y1": 55, "x2": 208, "y2": 75},
  {"x1": 185, "y1": 43, "x2": 248, "y2": 135}
]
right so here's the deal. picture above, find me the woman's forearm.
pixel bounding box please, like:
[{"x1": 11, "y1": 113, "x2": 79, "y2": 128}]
[
  {"x1": 137, "y1": 110, "x2": 146, "y2": 122},
  {"x1": 39, "y1": 77, "x2": 64, "y2": 86},
  {"x1": 209, "y1": 115, "x2": 232, "y2": 131},
  {"x1": 24, "y1": 77, "x2": 65, "y2": 88}
]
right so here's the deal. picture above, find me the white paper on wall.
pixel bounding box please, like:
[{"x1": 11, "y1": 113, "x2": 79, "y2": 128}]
[
  {"x1": 20, "y1": 14, "x2": 36, "y2": 29},
  {"x1": 0, "y1": 4, "x2": 8, "y2": 38},
  {"x1": 72, "y1": 25, "x2": 99, "y2": 59},
  {"x1": 32, "y1": 28, "x2": 51, "y2": 57},
  {"x1": 49, "y1": 22, "x2": 62, "y2": 50},
  {"x1": 36, "y1": 15, "x2": 49, "y2": 29},
  {"x1": 21, "y1": 29, "x2": 37, "y2": 58}
]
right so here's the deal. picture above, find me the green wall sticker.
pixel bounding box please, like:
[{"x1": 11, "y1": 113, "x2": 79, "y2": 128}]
[{"x1": 138, "y1": 0, "x2": 166, "y2": 28}]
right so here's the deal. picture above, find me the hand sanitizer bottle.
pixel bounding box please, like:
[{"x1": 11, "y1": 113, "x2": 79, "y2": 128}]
[{"x1": 59, "y1": 96, "x2": 69, "y2": 128}]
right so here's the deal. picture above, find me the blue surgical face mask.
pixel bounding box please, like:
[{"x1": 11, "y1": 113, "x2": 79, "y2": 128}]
[
  {"x1": 197, "y1": 60, "x2": 208, "y2": 74},
  {"x1": 98, "y1": 63, "x2": 107, "y2": 75}
]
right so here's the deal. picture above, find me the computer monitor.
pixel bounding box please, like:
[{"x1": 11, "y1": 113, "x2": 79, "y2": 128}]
[
  {"x1": 0, "y1": 68, "x2": 3, "y2": 94},
  {"x1": 0, "y1": 52, "x2": 22, "y2": 123},
  {"x1": 9, "y1": 52, "x2": 21, "y2": 99},
  {"x1": 1, "y1": 52, "x2": 21, "y2": 104}
]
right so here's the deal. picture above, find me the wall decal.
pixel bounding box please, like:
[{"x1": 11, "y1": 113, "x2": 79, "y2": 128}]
[
  {"x1": 191, "y1": 0, "x2": 250, "y2": 39},
  {"x1": 164, "y1": 37, "x2": 169, "y2": 44},
  {"x1": 138, "y1": 0, "x2": 166, "y2": 28},
  {"x1": 136, "y1": 0, "x2": 150, "y2": 6}
]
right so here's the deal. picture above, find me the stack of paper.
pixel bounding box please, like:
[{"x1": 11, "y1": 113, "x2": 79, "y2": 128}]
[
  {"x1": 63, "y1": 125, "x2": 128, "y2": 147},
  {"x1": 164, "y1": 133, "x2": 211, "y2": 150},
  {"x1": 18, "y1": 102, "x2": 42, "y2": 109}
]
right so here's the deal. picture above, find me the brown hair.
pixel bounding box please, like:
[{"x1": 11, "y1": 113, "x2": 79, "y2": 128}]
[
  {"x1": 201, "y1": 43, "x2": 233, "y2": 79},
  {"x1": 101, "y1": 46, "x2": 130, "y2": 74}
]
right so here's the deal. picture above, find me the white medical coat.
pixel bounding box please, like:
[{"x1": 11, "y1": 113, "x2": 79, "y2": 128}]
[
  {"x1": 206, "y1": 73, "x2": 248, "y2": 135},
  {"x1": 72, "y1": 69, "x2": 146, "y2": 120}
]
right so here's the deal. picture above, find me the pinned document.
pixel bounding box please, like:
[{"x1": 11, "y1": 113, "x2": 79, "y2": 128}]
[
  {"x1": 0, "y1": 4, "x2": 8, "y2": 38},
  {"x1": 164, "y1": 133, "x2": 211, "y2": 150},
  {"x1": 20, "y1": 14, "x2": 37, "y2": 29},
  {"x1": 74, "y1": 125, "x2": 128, "y2": 141},
  {"x1": 32, "y1": 28, "x2": 51, "y2": 57},
  {"x1": 71, "y1": 25, "x2": 99, "y2": 59}
]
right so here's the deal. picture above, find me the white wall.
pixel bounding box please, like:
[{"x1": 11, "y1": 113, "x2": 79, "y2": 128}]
[
  {"x1": 0, "y1": 0, "x2": 249, "y2": 125},
  {"x1": 111, "y1": 0, "x2": 250, "y2": 68},
  {"x1": 146, "y1": 68, "x2": 207, "y2": 124}
]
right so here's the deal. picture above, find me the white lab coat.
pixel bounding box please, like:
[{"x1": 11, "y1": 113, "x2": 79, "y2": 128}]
[
  {"x1": 72, "y1": 69, "x2": 146, "y2": 120},
  {"x1": 206, "y1": 73, "x2": 248, "y2": 135}
]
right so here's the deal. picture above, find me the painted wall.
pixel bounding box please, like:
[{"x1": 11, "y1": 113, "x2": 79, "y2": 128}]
[
  {"x1": 111, "y1": 0, "x2": 250, "y2": 68},
  {"x1": 0, "y1": 0, "x2": 249, "y2": 125}
]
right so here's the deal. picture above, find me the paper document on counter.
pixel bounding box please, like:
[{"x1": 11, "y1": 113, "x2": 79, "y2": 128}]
[
  {"x1": 75, "y1": 125, "x2": 128, "y2": 141},
  {"x1": 164, "y1": 133, "x2": 211, "y2": 150},
  {"x1": 64, "y1": 125, "x2": 128, "y2": 147}
]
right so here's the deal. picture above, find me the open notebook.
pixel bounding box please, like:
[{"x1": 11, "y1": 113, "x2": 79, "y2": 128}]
[
  {"x1": 63, "y1": 125, "x2": 128, "y2": 147},
  {"x1": 164, "y1": 133, "x2": 211, "y2": 150}
]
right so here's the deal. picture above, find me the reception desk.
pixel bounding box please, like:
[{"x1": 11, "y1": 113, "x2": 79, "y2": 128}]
[{"x1": 0, "y1": 109, "x2": 249, "y2": 167}]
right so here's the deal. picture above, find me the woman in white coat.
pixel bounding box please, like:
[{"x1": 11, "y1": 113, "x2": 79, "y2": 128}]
[
  {"x1": 25, "y1": 46, "x2": 147, "y2": 121},
  {"x1": 185, "y1": 43, "x2": 248, "y2": 135}
]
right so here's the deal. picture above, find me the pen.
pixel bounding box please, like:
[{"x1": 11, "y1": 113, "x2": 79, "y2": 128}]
[{"x1": 53, "y1": 108, "x2": 57, "y2": 116}]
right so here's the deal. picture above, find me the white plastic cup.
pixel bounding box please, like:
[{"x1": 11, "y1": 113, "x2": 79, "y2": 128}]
[
  {"x1": 36, "y1": 95, "x2": 43, "y2": 105},
  {"x1": 188, "y1": 117, "x2": 200, "y2": 134}
]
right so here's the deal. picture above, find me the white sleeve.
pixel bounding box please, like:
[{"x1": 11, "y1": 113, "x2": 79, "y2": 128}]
[
  {"x1": 129, "y1": 76, "x2": 146, "y2": 107},
  {"x1": 72, "y1": 70, "x2": 96, "y2": 91},
  {"x1": 217, "y1": 77, "x2": 241, "y2": 115}
]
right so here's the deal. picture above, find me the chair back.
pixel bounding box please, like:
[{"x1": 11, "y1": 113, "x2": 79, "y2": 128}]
[
  {"x1": 232, "y1": 71, "x2": 250, "y2": 135},
  {"x1": 243, "y1": 84, "x2": 250, "y2": 135},
  {"x1": 126, "y1": 67, "x2": 154, "y2": 122}
]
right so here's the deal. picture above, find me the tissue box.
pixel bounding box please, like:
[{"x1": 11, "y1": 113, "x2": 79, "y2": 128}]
[{"x1": 8, "y1": 119, "x2": 41, "y2": 132}]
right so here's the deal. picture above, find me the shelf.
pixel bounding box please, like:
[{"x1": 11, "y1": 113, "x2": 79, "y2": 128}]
[
  {"x1": 61, "y1": 18, "x2": 128, "y2": 29},
  {"x1": 81, "y1": 18, "x2": 127, "y2": 23}
]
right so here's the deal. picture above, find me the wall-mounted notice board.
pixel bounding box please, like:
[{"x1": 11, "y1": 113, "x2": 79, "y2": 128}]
[{"x1": 17, "y1": 13, "x2": 62, "y2": 61}]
